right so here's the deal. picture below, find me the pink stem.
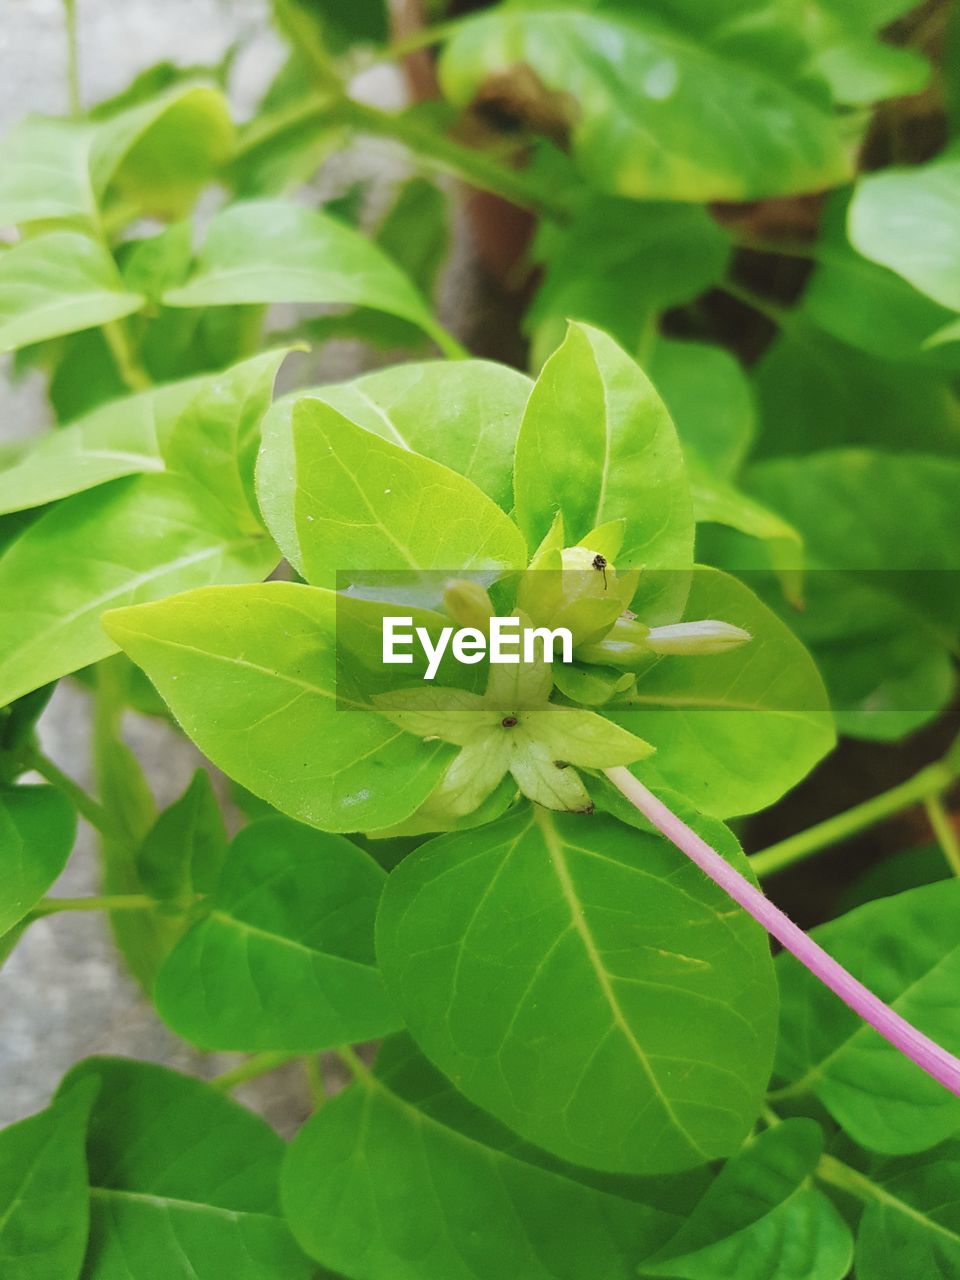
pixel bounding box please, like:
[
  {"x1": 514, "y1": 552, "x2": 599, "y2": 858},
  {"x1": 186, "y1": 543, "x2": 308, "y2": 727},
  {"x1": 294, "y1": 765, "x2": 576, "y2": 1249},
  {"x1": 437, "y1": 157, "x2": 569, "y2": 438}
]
[{"x1": 604, "y1": 767, "x2": 960, "y2": 1099}]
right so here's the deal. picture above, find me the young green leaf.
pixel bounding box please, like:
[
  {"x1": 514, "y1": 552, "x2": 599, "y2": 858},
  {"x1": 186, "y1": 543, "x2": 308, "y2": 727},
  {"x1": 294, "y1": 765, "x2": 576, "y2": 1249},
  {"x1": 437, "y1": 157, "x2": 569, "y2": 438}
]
[
  {"x1": 0, "y1": 1080, "x2": 95, "y2": 1280},
  {"x1": 257, "y1": 397, "x2": 527, "y2": 588},
  {"x1": 607, "y1": 567, "x2": 834, "y2": 818},
  {"x1": 746, "y1": 450, "x2": 960, "y2": 738},
  {"x1": 774, "y1": 880, "x2": 960, "y2": 1154},
  {"x1": 439, "y1": 8, "x2": 851, "y2": 201},
  {"x1": 514, "y1": 322, "x2": 694, "y2": 598},
  {"x1": 0, "y1": 475, "x2": 277, "y2": 707},
  {"x1": 638, "y1": 1119, "x2": 852, "y2": 1280},
  {"x1": 104, "y1": 582, "x2": 455, "y2": 832},
  {"x1": 527, "y1": 200, "x2": 730, "y2": 362},
  {"x1": 135, "y1": 769, "x2": 226, "y2": 903},
  {"x1": 849, "y1": 158, "x2": 960, "y2": 312},
  {"x1": 268, "y1": 357, "x2": 532, "y2": 515},
  {"x1": 0, "y1": 786, "x2": 76, "y2": 935},
  {"x1": 0, "y1": 84, "x2": 233, "y2": 230},
  {"x1": 848, "y1": 1141, "x2": 960, "y2": 1279},
  {"x1": 805, "y1": 193, "x2": 960, "y2": 370},
  {"x1": 283, "y1": 1034, "x2": 706, "y2": 1280},
  {"x1": 0, "y1": 348, "x2": 286, "y2": 518},
  {"x1": 649, "y1": 340, "x2": 756, "y2": 479},
  {"x1": 376, "y1": 806, "x2": 778, "y2": 1175},
  {"x1": 89, "y1": 84, "x2": 234, "y2": 221},
  {"x1": 59, "y1": 1058, "x2": 312, "y2": 1280},
  {"x1": 0, "y1": 116, "x2": 96, "y2": 225},
  {"x1": 155, "y1": 816, "x2": 399, "y2": 1051},
  {"x1": 163, "y1": 198, "x2": 456, "y2": 351},
  {"x1": 0, "y1": 233, "x2": 144, "y2": 353}
]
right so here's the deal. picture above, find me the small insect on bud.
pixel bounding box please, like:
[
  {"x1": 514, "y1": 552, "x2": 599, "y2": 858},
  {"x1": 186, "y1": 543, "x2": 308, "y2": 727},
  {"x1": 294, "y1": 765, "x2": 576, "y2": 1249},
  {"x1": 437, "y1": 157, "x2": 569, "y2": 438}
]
[
  {"x1": 645, "y1": 620, "x2": 752, "y2": 656},
  {"x1": 443, "y1": 579, "x2": 495, "y2": 630}
]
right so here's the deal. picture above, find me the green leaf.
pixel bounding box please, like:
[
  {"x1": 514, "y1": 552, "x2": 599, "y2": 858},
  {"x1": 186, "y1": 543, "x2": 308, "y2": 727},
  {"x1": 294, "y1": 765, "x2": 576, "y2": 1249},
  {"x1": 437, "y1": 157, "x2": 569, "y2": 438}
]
[
  {"x1": 439, "y1": 7, "x2": 851, "y2": 202},
  {"x1": 0, "y1": 234, "x2": 144, "y2": 353},
  {"x1": 639, "y1": 1120, "x2": 852, "y2": 1280},
  {"x1": 607, "y1": 567, "x2": 834, "y2": 818},
  {"x1": 527, "y1": 201, "x2": 730, "y2": 362},
  {"x1": 104, "y1": 582, "x2": 454, "y2": 832},
  {"x1": 0, "y1": 474, "x2": 277, "y2": 707},
  {"x1": 0, "y1": 117, "x2": 96, "y2": 225},
  {"x1": 0, "y1": 349, "x2": 287, "y2": 518},
  {"x1": 752, "y1": 320, "x2": 960, "y2": 459},
  {"x1": 257, "y1": 397, "x2": 527, "y2": 589},
  {"x1": 155, "y1": 816, "x2": 398, "y2": 1051},
  {"x1": 851, "y1": 1142, "x2": 960, "y2": 1280},
  {"x1": 264, "y1": 358, "x2": 531, "y2": 517},
  {"x1": 135, "y1": 769, "x2": 226, "y2": 903},
  {"x1": 649, "y1": 340, "x2": 755, "y2": 479},
  {"x1": 849, "y1": 158, "x2": 960, "y2": 312},
  {"x1": 746, "y1": 450, "x2": 960, "y2": 738},
  {"x1": 514, "y1": 323, "x2": 694, "y2": 589},
  {"x1": 163, "y1": 198, "x2": 455, "y2": 351},
  {"x1": 688, "y1": 461, "x2": 803, "y2": 604},
  {"x1": 376, "y1": 177, "x2": 450, "y2": 297},
  {"x1": 376, "y1": 805, "x2": 778, "y2": 1175},
  {"x1": 0, "y1": 1081, "x2": 95, "y2": 1280},
  {"x1": 774, "y1": 880, "x2": 960, "y2": 1153},
  {"x1": 804, "y1": 193, "x2": 960, "y2": 371},
  {"x1": 89, "y1": 84, "x2": 234, "y2": 221},
  {"x1": 0, "y1": 787, "x2": 76, "y2": 935},
  {"x1": 283, "y1": 1034, "x2": 706, "y2": 1280},
  {"x1": 0, "y1": 395, "x2": 161, "y2": 518},
  {"x1": 59, "y1": 1057, "x2": 312, "y2": 1280},
  {"x1": 0, "y1": 85, "x2": 233, "y2": 229}
]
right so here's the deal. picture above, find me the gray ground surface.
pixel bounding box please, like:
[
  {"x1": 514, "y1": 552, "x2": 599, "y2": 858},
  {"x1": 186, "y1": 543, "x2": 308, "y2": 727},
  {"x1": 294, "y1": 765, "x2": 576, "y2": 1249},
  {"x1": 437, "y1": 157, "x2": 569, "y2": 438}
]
[{"x1": 0, "y1": 0, "x2": 433, "y2": 1129}]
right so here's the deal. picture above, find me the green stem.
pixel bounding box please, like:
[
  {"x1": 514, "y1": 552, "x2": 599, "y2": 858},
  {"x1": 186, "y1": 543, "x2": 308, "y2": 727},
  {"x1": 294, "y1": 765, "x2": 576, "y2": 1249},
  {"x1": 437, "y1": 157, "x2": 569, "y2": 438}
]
[
  {"x1": 380, "y1": 19, "x2": 462, "y2": 63},
  {"x1": 63, "y1": 0, "x2": 80, "y2": 115},
  {"x1": 274, "y1": 0, "x2": 345, "y2": 95},
  {"x1": 27, "y1": 893, "x2": 157, "y2": 919},
  {"x1": 337, "y1": 1044, "x2": 372, "y2": 1082},
  {"x1": 729, "y1": 232, "x2": 817, "y2": 260},
  {"x1": 335, "y1": 98, "x2": 572, "y2": 222},
  {"x1": 924, "y1": 793, "x2": 960, "y2": 876},
  {"x1": 211, "y1": 1052, "x2": 298, "y2": 1091},
  {"x1": 303, "y1": 1054, "x2": 327, "y2": 1107},
  {"x1": 23, "y1": 748, "x2": 113, "y2": 835},
  {"x1": 720, "y1": 279, "x2": 790, "y2": 328},
  {"x1": 102, "y1": 320, "x2": 151, "y2": 393},
  {"x1": 751, "y1": 755, "x2": 959, "y2": 878}
]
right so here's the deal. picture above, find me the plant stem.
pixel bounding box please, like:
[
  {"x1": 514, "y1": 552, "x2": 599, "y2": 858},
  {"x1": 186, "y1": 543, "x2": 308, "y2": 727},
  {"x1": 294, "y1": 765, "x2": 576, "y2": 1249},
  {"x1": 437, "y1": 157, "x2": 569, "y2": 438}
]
[
  {"x1": 26, "y1": 893, "x2": 157, "y2": 920},
  {"x1": 380, "y1": 19, "x2": 462, "y2": 63},
  {"x1": 924, "y1": 793, "x2": 960, "y2": 876},
  {"x1": 603, "y1": 767, "x2": 960, "y2": 1100},
  {"x1": 102, "y1": 320, "x2": 151, "y2": 392},
  {"x1": 335, "y1": 98, "x2": 572, "y2": 222},
  {"x1": 63, "y1": 0, "x2": 80, "y2": 114},
  {"x1": 23, "y1": 748, "x2": 113, "y2": 835},
  {"x1": 720, "y1": 279, "x2": 790, "y2": 328},
  {"x1": 337, "y1": 1044, "x2": 372, "y2": 1082},
  {"x1": 211, "y1": 1052, "x2": 297, "y2": 1091},
  {"x1": 303, "y1": 1054, "x2": 327, "y2": 1107},
  {"x1": 273, "y1": 0, "x2": 343, "y2": 94},
  {"x1": 751, "y1": 754, "x2": 959, "y2": 877}
]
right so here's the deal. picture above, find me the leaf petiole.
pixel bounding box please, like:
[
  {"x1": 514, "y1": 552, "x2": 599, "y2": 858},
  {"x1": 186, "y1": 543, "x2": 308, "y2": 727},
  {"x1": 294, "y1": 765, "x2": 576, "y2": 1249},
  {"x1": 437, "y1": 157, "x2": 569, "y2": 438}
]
[
  {"x1": 604, "y1": 767, "x2": 960, "y2": 1100},
  {"x1": 211, "y1": 1052, "x2": 298, "y2": 1092},
  {"x1": 750, "y1": 742, "x2": 960, "y2": 877},
  {"x1": 22, "y1": 747, "x2": 114, "y2": 835}
]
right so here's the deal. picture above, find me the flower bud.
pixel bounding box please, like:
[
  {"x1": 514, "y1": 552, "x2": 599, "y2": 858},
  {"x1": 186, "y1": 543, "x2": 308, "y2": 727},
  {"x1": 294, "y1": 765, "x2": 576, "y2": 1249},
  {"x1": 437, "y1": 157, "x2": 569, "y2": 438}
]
[
  {"x1": 517, "y1": 545, "x2": 636, "y2": 646},
  {"x1": 443, "y1": 579, "x2": 494, "y2": 630},
  {"x1": 645, "y1": 620, "x2": 752, "y2": 655}
]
